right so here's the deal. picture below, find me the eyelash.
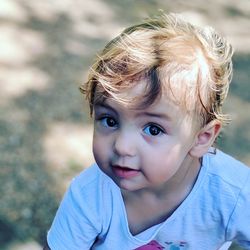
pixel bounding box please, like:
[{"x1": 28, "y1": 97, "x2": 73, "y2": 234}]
[
  {"x1": 97, "y1": 116, "x2": 118, "y2": 128},
  {"x1": 95, "y1": 114, "x2": 166, "y2": 137},
  {"x1": 143, "y1": 123, "x2": 165, "y2": 136}
]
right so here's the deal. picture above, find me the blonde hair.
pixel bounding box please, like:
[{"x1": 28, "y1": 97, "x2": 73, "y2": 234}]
[{"x1": 80, "y1": 13, "x2": 233, "y2": 126}]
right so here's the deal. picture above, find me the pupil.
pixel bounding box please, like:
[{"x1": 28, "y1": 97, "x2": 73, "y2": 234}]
[
  {"x1": 107, "y1": 118, "x2": 115, "y2": 127},
  {"x1": 149, "y1": 126, "x2": 159, "y2": 135}
]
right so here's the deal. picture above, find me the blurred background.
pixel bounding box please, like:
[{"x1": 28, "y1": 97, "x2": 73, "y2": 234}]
[{"x1": 0, "y1": 0, "x2": 249, "y2": 249}]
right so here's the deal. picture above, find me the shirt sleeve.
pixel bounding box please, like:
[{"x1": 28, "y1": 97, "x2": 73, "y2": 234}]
[
  {"x1": 226, "y1": 171, "x2": 250, "y2": 248},
  {"x1": 47, "y1": 175, "x2": 102, "y2": 250}
]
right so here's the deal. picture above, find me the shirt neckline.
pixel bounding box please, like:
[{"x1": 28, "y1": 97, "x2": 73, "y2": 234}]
[{"x1": 115, "y1": 153, "x2": 210, "y2": 243}]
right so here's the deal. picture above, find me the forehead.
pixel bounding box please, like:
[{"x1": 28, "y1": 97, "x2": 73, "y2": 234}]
[
  {"x1": 94, "y1": 73, "x2": 198, "y2": 112},
  {"x1": 95, "y1": 78, "x2": 188, "y2": 115},
  {"x1": 94, "y1": 77, "x2": 149, "y2": 108}
]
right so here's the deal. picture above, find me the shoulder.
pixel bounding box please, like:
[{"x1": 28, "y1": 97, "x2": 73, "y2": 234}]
[
  {"x1": 72, "y1": 163, "x2": 115, "y2": 190},
  {"x1": 204, "y1": 148, "x2": 250, "y2": 189},
  {"x1": 199, "y1": 149, "x2": 250, "y2": 213},
  {"x1": 205, "y1": 152, "x2": 250, "y2": 246},
  {"x1": 73, "y1": 163, "x2": 105, "y2": 187},
  {"x1": 197, "y1": 149, "x2": 250, "y2": 245},
  {"x1": 69, "y1": 163, "x2": 118, "y2": 205},
  {"x1": 47, "y1": 163, "x2": 122, "y2": 249}
]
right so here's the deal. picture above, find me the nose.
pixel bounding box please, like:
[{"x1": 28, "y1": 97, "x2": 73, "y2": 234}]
[{"x1": 113, "y1": 129, "x2": 136, "y2": 157}]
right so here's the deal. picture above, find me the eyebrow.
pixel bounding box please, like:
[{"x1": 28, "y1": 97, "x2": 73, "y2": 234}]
[
  {"x1": 138, "y1": 111, "x2": 172, "y2": 121},
  {"x1": 94, "y1": 102, "x2": 118, "y2": 114},
  {"x1": 94, "y1": 102, "x2": 171, "y2": 121}
]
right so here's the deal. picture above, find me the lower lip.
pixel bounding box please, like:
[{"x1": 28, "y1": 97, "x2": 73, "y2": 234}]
[{"x1": 112, "y1": 166, "x2": 140, "y2": 178}]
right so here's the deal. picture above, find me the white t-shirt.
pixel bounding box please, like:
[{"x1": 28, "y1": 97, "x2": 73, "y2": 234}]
[{"x1": 47, "y1": 149, "x2": 250, "y2": 249}]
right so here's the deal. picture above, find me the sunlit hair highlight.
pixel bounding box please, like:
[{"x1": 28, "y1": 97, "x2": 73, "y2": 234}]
[{"x1": 80, "y1": 13, "x2": 233, "y2": 126}]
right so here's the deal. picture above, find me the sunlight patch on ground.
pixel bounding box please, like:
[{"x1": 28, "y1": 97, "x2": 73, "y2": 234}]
[
  {"x1": 0, "y1": 67, "x2": 50, "y2": 104},
  {"x1": 180, "y1": 11, "x2": 209, "y2": 27},
  {"x1": 0, "y1": 23, "x2": 49, "y2": 104},
  {"x1": 22, "y1": 0, "x2": 122, "y2": 40},
  {"x1": 6, "y1": 241, "x2": 42, "y2": 250},
  {"x1": 65, "y1": 38, "x2": 89, "y2": 56},
  {"x1": 0, "y1": 0, "x2": 28, "y2": 22},
  {"x1": 0, "y1": 24, "x2": 46, "y2": 66},
  {"x1": 219, "y1": 17, "x2": 250, "y2": 53},
  {"x1": 43, "y1": 122, "x2": 94, "y2": 173},
  {"x1": 71, "y1": 0, "x2": 123, "y2": 40},
  {"x1": 181, "y1": 11, "x2": 250, "y2": 53}
]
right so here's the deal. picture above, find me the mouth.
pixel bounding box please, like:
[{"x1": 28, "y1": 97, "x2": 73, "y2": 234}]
[{"x1": 112, "y1": 165, "x2": 140, "y2": 178}]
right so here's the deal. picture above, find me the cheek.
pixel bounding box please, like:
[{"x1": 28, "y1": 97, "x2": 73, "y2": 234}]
[
  {"x1": 92, "y1": 132, "x2": 110, "y2": 164},
  {"x1": 143, "y1": 145, "x2": 186, "y2": 178},
  {"x1": 92, "y1": 134, "x2": 102, "y2": 158}
]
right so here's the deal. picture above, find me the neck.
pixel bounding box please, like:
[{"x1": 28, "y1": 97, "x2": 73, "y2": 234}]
[
  {"x1": 121, "y1": 157, "x2": 202, "y2": 235},
  {"x1": 134, "y1": 156, "x2": 201, "y2": 200}
]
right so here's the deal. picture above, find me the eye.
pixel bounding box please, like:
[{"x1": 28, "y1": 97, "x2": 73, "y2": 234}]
[
  {"x1": 100, "y1": 117, "x2": 118, "y2": 128},
  {"x1": 143, "y1": 124, "x2": 164, "y2": 136}
]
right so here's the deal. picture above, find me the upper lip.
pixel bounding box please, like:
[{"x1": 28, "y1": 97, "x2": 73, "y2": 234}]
[{"x1": 111, "y1": 164, "x2": 138, "y2": 171}]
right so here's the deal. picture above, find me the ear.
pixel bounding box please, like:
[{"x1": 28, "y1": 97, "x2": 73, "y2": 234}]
[{"x1": 189, "y1": 120, "x2": 221, "y2": 158}]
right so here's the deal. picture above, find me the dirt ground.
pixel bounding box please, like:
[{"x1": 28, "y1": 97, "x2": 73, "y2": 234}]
[{"x1": 0, "y1": 0, "x2": 249, "y2": 249}]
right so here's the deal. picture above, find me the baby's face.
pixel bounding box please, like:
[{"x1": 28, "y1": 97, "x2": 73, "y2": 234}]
[{"x1": 92, "y1": 79, "x2": 201, "y2": 193}]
